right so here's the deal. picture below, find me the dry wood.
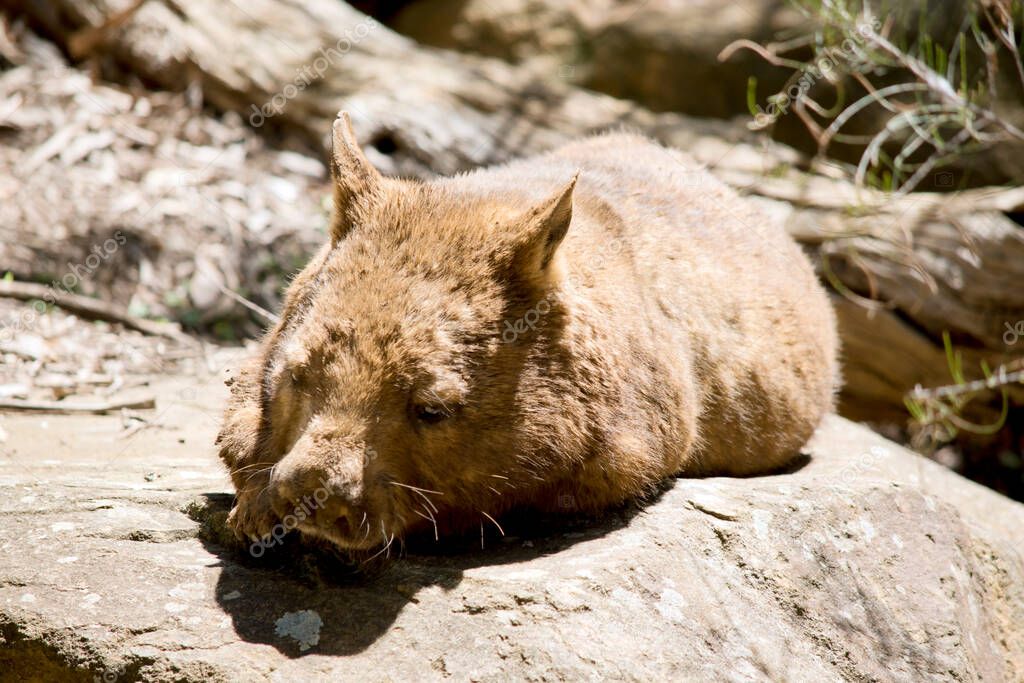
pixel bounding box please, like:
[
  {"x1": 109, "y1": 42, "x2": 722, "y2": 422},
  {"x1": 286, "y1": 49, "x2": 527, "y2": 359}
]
[
  {"x1": 0, "y1": 396, "x2": 155, "y2": 413},
  {"x1": 0, "y1": 280, "x2": 190, "y2": 342}
]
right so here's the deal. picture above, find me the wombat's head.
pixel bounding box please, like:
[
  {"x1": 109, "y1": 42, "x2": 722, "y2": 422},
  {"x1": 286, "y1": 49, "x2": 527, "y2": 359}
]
[{"x1": 219, "y1": 113, "x2": 581, "y2": 550}]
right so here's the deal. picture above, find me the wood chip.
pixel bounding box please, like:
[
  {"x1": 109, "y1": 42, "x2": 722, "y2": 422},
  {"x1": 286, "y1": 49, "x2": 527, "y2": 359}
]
[{"x1": 59, "y1": 130, "x2": 116, "y2": 166}]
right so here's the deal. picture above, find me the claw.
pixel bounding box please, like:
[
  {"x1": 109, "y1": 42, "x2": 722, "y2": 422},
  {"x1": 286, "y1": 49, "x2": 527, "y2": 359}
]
[{"x1": 227, "y1": 486, "x2": 281, "y2": 548}]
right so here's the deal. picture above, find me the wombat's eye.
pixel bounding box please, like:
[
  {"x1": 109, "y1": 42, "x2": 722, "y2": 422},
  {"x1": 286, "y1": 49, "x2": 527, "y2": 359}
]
[{"x1": 414, "y1": 403, "x2": 451, "y2": 425}]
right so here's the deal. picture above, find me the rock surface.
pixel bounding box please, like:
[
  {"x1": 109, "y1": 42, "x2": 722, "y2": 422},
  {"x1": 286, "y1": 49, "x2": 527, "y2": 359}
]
[{"x1": 1, "y1": 350, "x2": 1023, "y2": 681}]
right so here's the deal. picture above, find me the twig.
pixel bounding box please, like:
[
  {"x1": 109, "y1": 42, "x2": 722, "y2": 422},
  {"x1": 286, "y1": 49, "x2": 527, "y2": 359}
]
[
  {"x1": 818, "y1": 83, "x2": 930, "y2": 154},
  {"x1": 858, "y1": 22, "x2": 963, "y2": 106},
  {"x1": 897, "y1": 127, "x2": 974, "y2": 195},
  {"x1": 909, "y1": 365, "x2": 1024, "y2": 401},
  {"x1": 67, "y1": 0, "x2": 146, "y2": 59},
  {"x1": 981, "y1": 3, "x2": 1024, "y2": 96},
  {"x1": 0, "y1": 396, "x2": 156, "y2": 414},
  {"x1": 214, "y1": 281, "x2": 280, "y2": 324},
  {"x1": 718, "y1": 39, "x2": 811, "y2": 70},
  {"x1": 860, "y1": 19, "x2": 1024, "y2": 142},
  {"x1": 0, "y1": 280, "x2": 191, "y2": 342}
]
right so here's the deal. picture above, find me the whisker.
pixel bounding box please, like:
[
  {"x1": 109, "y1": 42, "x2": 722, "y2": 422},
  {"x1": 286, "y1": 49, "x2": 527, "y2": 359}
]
[
  {"x1": 388, "y1": 481, "x2": 445, "y2": 516},
  {"x1": 362, "y1": 529, "x2": 390, "y2": 564},
  {"x1": 393, "y1": 484, "x2": 440, "y2": 515},
  {"x1": 253, "y1": 478, "x2": 275, "y2": 501},
  {"x1": 380, "y1": 521, "x2": 395, "y2": 559},
  {"x1": 389, "y1": 481, "x2": 444, "y2": 496},
  {"x1": 480, "y1": 511, "x2": 505, "y2": 537},
  {"x1": 250, "y1": 460, "x2": 285, "y2": 502},
  {"x1": 242, "y1": 466, "x2": 273, "y2": 486},
  {"x1": 233, "y1": 462, "x2": 274, "y2": 474},
  {"x1": 413, "y1": 504, "x2": 439, "y2": 541},
  {"x1": 413, "y1": 488, "x2": 439, "y2": 515}
]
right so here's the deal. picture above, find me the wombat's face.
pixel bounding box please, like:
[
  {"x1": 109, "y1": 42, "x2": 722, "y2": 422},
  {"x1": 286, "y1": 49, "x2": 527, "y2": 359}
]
[{"x1": 217, "y1": 114, "x2": 578, "y2": 550}]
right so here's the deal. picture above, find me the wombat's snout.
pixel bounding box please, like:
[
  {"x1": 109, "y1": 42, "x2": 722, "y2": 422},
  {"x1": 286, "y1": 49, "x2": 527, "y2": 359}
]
[{"x1": 267, "y1": 441, "x2": 367, "y2": 543}]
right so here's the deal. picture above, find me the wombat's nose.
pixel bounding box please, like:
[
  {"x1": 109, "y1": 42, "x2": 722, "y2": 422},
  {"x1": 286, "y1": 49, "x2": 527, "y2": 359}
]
[
  {"x1": 269, "y1": 475, "x2": 357, "y2": 529},
  {"x1": 268, "y1": 467, "x2": 323, "y2": 513},
  {"x1": 332, "y1": 511, "x2": 353, "y2": 537},
  {"x1": 268, "y1": 453, "x2": 365, "y2": 536}
]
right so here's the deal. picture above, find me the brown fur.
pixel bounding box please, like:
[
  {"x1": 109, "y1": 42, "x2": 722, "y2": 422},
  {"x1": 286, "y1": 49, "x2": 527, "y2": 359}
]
[{"x1": 216, "y1": 113, "x2": 840, "y2": 550}]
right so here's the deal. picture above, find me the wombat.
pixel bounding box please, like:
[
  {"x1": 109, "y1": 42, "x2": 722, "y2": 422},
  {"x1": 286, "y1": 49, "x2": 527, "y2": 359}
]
[{"x1": 216, "y1": 112, "x2": 839, "y2": 551}]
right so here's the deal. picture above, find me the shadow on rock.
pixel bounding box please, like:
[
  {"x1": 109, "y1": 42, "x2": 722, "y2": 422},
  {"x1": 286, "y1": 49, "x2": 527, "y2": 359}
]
[{"x1": 189, "y1": 485, "x2": 663, "y2": 657}]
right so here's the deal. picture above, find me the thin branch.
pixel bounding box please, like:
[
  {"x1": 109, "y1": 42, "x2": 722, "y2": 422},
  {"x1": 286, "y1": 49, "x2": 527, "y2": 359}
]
[
  {"x1": 0, "y1": 279, "x2": 191, "y2": 342},
  {"x1": 214, "y1": 281, "x2": 280, "y2": 324},
  {"x1": 0, "y1": 396, "x2": 156, "y2": 414},
  {"x1": 819, "y1": 83, "x2": 932, "y2": 153},
  {"x1": 910, "y1": 365, "x2": 1024, "y2": 401}
]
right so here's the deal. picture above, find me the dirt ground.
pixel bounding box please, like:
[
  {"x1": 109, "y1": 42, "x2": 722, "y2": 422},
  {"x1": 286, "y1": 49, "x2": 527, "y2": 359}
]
[{"x1": 0, "y1": 297, "x2": 245, "y2": 474}]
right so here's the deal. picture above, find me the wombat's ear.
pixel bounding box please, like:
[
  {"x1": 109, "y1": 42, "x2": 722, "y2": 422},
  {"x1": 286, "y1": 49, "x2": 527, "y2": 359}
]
[
  {"x1": 329, "y1": 111, "x2": 382, "y2": 243},
  {"x1": 505, "y1": 173, "x2": 578, "y2": 276}
]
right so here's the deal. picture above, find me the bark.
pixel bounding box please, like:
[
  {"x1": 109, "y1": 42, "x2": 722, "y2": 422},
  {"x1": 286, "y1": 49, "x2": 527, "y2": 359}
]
[
  {"x1": 391, "y1": 0, "x2": 801, "y2": 119},
  {"x1": 389, "y1": 0, "x2": 1024, "y2": 188},
  {"x1": 5, "y1": 0, "x2": 1024, "y2": 424}
]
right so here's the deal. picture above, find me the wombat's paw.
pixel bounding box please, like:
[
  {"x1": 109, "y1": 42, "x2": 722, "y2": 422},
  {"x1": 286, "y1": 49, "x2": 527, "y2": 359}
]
[{"x1": 227, "y1": 489, "x2": 280, "y2": 544}]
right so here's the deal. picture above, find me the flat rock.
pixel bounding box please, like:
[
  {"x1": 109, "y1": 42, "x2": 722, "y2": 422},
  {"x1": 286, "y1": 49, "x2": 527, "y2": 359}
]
[{"x1": 1, "y1": 351, "x2": 1022, "y2": 681}]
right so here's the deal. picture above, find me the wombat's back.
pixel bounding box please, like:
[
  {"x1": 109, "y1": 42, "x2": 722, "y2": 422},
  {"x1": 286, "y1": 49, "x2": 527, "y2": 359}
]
[{"x1": 478, "y1": 133, "x2": 840, "y2": 476}]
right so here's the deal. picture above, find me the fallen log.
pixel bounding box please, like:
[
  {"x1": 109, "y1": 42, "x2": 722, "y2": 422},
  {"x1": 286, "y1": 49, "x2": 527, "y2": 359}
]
[{"x1": 389, "y1": 0, "x2": 1024, "y2": 188}]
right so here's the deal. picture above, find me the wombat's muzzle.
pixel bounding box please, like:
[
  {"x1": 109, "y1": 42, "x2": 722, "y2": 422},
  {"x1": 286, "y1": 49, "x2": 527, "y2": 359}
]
[{"x1": 268, "y1": 449, "x2": 367, "y2": 542}]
